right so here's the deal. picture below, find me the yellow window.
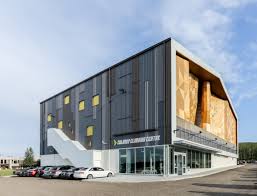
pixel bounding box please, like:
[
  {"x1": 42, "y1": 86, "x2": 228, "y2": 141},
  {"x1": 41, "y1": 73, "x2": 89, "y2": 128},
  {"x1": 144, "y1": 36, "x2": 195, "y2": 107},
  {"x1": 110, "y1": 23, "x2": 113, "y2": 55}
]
[
  {"x1": 92, "y1": 95, "x2": 99, "y2": 106},
  {"x1": 79, "y1": 100, "x2": 85, "y2": 111},
  {"x1": 64, "y1": 95, "x2": 70, "y2": 105},
  {"x1": 58, "y1": 121, "x2": 63, "y2": 129},
  {"x1": 86, "y1": 126, "x2": 94, "y2": 136},
  {"x1": 47, "y1": 114, "x2": 52, "y2": 122}
]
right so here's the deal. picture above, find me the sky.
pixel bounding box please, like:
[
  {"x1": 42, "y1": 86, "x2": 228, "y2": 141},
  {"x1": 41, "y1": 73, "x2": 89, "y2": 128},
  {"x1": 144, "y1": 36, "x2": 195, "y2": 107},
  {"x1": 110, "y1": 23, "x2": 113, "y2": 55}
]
[{"x1": 0, "y1": 0, "x2": 257, "y2": 157}]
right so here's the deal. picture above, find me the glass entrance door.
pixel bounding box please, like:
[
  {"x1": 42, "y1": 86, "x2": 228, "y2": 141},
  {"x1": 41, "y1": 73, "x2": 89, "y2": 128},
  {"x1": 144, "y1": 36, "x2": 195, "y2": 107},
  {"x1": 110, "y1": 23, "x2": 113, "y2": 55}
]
[{"x1": 174, "y1": 152, "x2": 186, "y2": 175}]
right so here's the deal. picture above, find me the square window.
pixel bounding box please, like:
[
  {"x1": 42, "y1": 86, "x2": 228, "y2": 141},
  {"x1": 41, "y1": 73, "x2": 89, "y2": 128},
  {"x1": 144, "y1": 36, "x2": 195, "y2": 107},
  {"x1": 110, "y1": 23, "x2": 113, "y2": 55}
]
[
  {"x1": 64, "y1": 95, "x2": 70, "y2": 105},
  {"x1": 87, "y1": 126, "x2": 94, "y2": 136},
  {"x1": 58, "y1": 121, "x2": 63, "y2": 129},
  {"x1": 79, "y1": 100, "x2": 85, "y2": 111},
  {"x1": 47, "y1": 114, "x2": 52, "y2": 122},
  {"x1": 92, "y1": 95, "x2": 99, "y2": 106}
]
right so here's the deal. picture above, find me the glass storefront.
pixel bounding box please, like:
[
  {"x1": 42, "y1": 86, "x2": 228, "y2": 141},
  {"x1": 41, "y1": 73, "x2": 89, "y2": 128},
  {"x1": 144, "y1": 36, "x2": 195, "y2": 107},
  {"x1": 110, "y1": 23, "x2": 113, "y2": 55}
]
[
  {"x1": 135, "y1": 148, "x2": 144, "y2": 174},
  {"x1": 119, "y1": 149, "x2": 126, "y2": 173},
  {"x1": 127, "y1": 149, "x2": 135, "y2": 173},
  {"x1": 187, "y1": 149, "x2": 211, "y2": 169},
  {"x1": 119, "y1": 146, "x2": 164, "y2": 175}
]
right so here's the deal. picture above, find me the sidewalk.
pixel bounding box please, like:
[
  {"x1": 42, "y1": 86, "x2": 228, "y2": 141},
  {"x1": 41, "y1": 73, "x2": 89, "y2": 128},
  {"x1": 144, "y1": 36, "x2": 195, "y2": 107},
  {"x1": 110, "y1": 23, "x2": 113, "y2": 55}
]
[{"x1": 85, "y1": 165, "x2": 243, "y2": 183}]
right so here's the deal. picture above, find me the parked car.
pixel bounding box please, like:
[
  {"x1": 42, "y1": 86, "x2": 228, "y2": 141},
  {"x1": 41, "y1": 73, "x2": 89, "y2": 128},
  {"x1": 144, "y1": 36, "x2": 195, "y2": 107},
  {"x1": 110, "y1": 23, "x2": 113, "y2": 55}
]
[
  {"x1": 52, "y1": 166, "x2": 74, "y2": 178},
  {"x1": 60, "y1": 167, "x2": 83, "y2": 180},
  {"x1": 13, "y1": 169, "x2": 22, "y2": 176},
  {"x1": 36, "y1": 166, "x2": 49, "y2": 177},
  {"x1": 19, "y1": 168, "x2": 32, "y2": 177},
  {"x1": 42, "y1": 166, "x2": 58, "y2": 179},
  {"x1": 74, "y1": 167, "x2": 114, "y2": 179},
  {"x1": 27, "y1": 168, "x2": 39, "y2": 177}
]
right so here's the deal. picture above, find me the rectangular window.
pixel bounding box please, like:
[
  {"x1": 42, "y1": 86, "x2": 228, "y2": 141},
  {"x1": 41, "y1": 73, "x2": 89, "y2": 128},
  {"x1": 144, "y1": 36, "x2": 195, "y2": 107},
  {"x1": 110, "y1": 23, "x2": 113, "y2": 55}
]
[
  {"x1": 86, "y1": 126, "x2": 94, "y2": 136},
  {"x1": 64, "y1": 95, "x2": 70, "y2": 105},
  {"x1": 92, "y1": 95, "x2": 99, "y2": 106},
  {"x1": 126, "y1": 149, "x2": 135, "y2": 173},
  {"x1": 79, "y1": 100, "x2": 85, "y2": 111},
  {"x1": 58, "y1": 121, "x2": 63, "y2": 129},
  {"x1": 155, "y1": 146, "x2": 164, "y2": 175},
  {"x1": 145, "y1": 147, "x2": 155, "y2": 174},
  {"x1": 187, "y1": 150, "x2": 191, "y2": 168},
  {"x1": 135, "y1": 148, "x2": 144, "y2": 174},
  {"x1": 119, "y1": 149, "x2": 127, "y2": 173},
  {"x1": 47, "y1": 114, "x2": 52, "y2": 122}
]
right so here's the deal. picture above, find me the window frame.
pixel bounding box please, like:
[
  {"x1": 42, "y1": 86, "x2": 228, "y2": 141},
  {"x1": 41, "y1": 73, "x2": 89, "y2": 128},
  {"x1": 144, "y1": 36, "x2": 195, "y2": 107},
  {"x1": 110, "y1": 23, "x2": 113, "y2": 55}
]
[
  {"x1": 92, "y1": 95, "x2": 100, "y2": 106},
  {"x1": 64, "y1": 95, "x2": 70, "y2": 105},
  {"x1": 86, "y1": 126, "x2": 94, "y2": 136},
  {"x1": 47, "y1": 114, "x2": 52, "y2": 122},
  {"x1": 58, "y1": 120, "x2": 63, "y2": 129},
  {"x1": 79, "y1": 100, "x2": 85, "y2": 111}
]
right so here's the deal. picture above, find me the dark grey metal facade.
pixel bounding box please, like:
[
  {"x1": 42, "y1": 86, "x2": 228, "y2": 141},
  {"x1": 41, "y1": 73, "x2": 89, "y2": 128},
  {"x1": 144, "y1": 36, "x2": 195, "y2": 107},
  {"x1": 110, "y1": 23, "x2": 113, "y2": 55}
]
[{"x1": 40, "y1": 38, "x2": 172, "y2": 155}]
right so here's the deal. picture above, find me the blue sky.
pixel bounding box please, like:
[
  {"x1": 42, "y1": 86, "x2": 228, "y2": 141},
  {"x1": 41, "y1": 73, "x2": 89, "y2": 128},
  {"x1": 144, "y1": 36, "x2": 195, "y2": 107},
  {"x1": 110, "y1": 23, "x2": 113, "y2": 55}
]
[{"x1": 0, "y1": 0, "x2": 257, "y2": 156}]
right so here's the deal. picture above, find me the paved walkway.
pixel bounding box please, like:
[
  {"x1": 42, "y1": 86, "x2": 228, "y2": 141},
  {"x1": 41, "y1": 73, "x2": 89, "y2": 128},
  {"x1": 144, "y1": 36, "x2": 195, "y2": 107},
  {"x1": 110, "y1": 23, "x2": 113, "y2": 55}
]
[{"x1": 86, "y1": 165, "x2": 242, "y2": 183}]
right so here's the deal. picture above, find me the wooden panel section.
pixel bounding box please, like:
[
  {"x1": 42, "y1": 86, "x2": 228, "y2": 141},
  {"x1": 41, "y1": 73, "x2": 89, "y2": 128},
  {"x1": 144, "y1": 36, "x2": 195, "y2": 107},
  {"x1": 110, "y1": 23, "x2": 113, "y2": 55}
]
[
  {"x1": 224, "y1": 101, "x2": 237, "y2": 144},
  {"x1": 176, "y1": 55, "x2": 190, "y2": 121},
  {"x1": 210, "y1": 95, "x2": 225, "y2": 139},
  {"x1": 201, "y1": 81, "x2": 211, "y2": 131},
  {"x1": 189, "y1": 73, "x2": 199, "y2": 123}
]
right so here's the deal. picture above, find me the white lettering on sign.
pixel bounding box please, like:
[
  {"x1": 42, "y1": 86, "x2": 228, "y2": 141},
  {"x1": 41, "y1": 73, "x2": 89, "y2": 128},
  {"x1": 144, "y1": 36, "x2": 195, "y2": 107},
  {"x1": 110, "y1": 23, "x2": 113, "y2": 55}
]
[{"x1": 114, "y1": 135, "x2": 160, "y2": 146}]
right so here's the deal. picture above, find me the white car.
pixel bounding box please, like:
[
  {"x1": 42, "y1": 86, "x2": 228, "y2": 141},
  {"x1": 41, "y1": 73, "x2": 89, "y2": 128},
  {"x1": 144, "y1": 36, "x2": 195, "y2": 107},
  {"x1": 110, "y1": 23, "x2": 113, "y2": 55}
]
[{"x1": 74, "y1": 167, "x2": 114, "y2": 179}]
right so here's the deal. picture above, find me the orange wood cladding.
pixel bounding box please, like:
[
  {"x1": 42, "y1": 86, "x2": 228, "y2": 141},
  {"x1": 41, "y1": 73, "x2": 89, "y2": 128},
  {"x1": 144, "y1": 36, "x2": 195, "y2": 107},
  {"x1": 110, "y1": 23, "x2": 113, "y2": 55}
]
[
  {"x1": 176, "y1": 55, "x2": 237, "y2": 144},
  {"x1": 201, "y1": 81, "x2": 211, "y2": 132}
]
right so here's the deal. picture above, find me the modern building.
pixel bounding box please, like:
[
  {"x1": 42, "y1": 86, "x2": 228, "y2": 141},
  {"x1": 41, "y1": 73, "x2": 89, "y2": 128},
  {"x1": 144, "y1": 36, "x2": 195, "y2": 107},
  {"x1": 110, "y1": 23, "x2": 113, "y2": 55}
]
[
  {"x1": 40, "y1": 38, "x2": 238, "y2": 176},
  {"x1": 0, "y1": 156, "x2": 23, "y2": 169}
]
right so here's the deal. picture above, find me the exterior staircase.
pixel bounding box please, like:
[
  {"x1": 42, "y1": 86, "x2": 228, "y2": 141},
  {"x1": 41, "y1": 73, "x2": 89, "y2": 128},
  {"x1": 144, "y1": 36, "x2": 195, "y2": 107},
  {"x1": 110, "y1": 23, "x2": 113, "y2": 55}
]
[{"x1": 47, "y1": 128, "x2": 98, "y2": 167}]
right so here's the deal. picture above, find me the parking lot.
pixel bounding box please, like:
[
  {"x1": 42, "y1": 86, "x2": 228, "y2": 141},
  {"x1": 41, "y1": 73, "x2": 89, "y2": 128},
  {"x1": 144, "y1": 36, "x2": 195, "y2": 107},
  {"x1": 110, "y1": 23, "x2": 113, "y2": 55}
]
[{"x1": 0, "y1": 164, "x2": 256, "y2": 196}]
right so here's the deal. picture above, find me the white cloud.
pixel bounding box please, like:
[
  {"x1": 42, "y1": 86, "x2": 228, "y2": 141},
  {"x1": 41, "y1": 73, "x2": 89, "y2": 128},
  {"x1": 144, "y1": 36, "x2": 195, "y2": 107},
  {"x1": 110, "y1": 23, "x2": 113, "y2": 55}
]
[{"x1": 161, "y1": 0, "x2": 257, "y2": 105}]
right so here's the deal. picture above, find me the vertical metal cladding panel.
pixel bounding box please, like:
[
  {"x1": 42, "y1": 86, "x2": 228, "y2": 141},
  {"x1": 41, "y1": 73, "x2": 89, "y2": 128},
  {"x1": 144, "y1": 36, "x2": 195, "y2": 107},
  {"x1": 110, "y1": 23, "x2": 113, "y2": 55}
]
[
  {"x1": 101, "y1": 72, "x2": 110, "y2": 149},
  {"x1": 84, "y1": 79, "x2": 93, "y2": 148},
  {"x1": 165, "y1": 41, "x2": 171, "y2": 144},
  {"x1": 78, "y1": 83, "x2": 86, "y2": 145},
  {"x1": 155, "y1": 44, "x2": 165, "y2": 145},
  {"x1": 40, "y1": 103, "x2": 44, "y2": 155},
  {"x1": 139, "y1": 54, "x2": 145, "y2": 131},
  {"x1": 148, "y1": 50, "x2": 155, "y2": 130},
  {"x1": 132, "y1": 57, "x2": 140, "y2": 131},
  {"x1": 110, "y1": 67, "x2": 117, "y2": 135},
  {"x1": 56, "y1": 94, "x2": 63, "y2": 128},
  {"x1": 46, "y1": 99, "x2": 56, "y2": 154},
  {"x1": 94, "y1": 75, "x2": 102, "y2": 150},
  {"x1": 126, "y1": 62, "x2": 132, "y2": 132},
  {"x1": 139, "y1": 50, "x2": 156, "y2": 131},
  {"x1": 63, "y1": 90, "x2": 75, "y2": 140},
  {"x1": 74, "y1": 85, "x2": 80, "y2": 141}
]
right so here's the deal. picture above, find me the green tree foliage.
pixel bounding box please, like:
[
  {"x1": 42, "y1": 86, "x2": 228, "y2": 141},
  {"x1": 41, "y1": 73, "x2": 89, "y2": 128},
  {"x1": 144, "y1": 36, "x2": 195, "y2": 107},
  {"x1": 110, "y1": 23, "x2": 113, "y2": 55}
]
[
  {"x1": 239, "y1": 142, "x2": 257, "y2": 160},
  {"x1": 23, "y1": 147, "x2": 35, "y2": 167}
]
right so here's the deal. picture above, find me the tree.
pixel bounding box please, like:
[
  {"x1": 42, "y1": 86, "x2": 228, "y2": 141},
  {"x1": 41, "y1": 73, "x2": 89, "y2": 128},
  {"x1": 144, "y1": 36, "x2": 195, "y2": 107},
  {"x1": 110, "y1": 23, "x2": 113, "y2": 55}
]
[
  {"x1": 239, "y1": 142, "x2": 257, "y2": 160},
  {"x1": 23, "y1": 147, "x2": 35, "y2": 167}
]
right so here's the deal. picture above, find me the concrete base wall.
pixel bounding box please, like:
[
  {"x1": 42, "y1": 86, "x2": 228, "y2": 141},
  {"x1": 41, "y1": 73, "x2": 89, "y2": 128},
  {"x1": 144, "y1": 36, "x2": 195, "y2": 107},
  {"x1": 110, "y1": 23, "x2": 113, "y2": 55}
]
[{"x1": 212, "y1": 153, "x2": 237, "y2": 168}]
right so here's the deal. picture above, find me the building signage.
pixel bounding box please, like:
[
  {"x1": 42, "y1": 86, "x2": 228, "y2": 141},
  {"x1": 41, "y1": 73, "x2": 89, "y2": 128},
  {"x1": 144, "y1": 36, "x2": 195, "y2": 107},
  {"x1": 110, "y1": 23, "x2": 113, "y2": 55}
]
[{"x1": 113, "y1": 135, "x2": 160, "y2": 146}]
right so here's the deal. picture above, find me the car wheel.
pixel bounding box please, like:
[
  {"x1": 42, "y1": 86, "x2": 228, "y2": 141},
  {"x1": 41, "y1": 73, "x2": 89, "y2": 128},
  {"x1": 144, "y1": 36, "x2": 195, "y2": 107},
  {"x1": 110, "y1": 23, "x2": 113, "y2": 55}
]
[
  {"x1": 107, "y1": 173, "x2": 113, "y2": 177},
  {"x1": 87, "y1": 174, "x2": 93, "y2": 179}
]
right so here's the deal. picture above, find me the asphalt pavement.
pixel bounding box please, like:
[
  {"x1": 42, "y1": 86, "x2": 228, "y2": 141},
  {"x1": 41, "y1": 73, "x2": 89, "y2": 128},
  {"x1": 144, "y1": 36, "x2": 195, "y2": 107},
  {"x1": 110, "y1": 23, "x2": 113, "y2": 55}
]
[{"x1": 0, "y1": 164, "x2": 256, "y2": 196}]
